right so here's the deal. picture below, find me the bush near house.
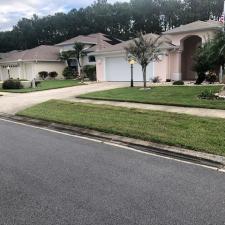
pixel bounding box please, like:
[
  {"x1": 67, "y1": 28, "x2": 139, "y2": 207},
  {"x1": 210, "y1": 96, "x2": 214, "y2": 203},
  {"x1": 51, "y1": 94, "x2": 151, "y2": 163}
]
[
  {"x1": 48, "y1": 71, "x2": 58, "y2": 79},
  {"x1": 83, "y1": 65, "x2": 96, "y2": 81},
  {"x1": 173, "y1": 80, "x2": 184, "y2": 85},
  {"x1": 151, "y1": 76, "x2": 160, "y2": 83},
  {"x1": 62, "y1": 67, "x2": 76, "y2": 79},
  {"x1": 2, "y1": 79, "x2": 22, "y2": 89},
  {"x1": 205, "y1": 71, "x2": 217, "y2": 84},
  {"x1": 38, "y1": 71, "x2": 49, "y2": 80}
]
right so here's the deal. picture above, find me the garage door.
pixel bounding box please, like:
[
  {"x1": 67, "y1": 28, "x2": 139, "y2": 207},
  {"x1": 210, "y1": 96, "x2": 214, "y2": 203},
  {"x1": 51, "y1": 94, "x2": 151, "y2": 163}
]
[{"x1": 105, "y1": 56, "x2": 154, "y2": 81}]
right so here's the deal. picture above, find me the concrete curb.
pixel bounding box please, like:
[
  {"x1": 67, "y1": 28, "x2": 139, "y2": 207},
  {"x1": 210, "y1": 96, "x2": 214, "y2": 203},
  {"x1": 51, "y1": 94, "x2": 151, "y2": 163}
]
[{"x1": 1, "y1": 113, "x2": 225, "y2": 169}]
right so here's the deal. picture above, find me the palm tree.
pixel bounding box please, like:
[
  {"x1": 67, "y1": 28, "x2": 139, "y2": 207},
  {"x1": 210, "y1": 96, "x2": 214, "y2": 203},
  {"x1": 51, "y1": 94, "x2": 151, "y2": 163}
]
[
  {"x1": 125, "y1": 32, "x2": 163, "y2": 88},
  {"x1": 60, "y1": 42, "x2": 85, "y2": 81}
]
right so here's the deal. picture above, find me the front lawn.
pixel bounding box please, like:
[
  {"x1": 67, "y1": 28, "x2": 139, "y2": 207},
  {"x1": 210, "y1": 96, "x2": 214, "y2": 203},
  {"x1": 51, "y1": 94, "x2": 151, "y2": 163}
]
[
  {"x1": 0, "y1": 80, "x2": 83, "y2": 93},
  {"x1": 18, "y1": 100, "x2": 225, "y2": 156},
  {"x1": 79, "y1": 85, "x2": 225, "y2": 110}
]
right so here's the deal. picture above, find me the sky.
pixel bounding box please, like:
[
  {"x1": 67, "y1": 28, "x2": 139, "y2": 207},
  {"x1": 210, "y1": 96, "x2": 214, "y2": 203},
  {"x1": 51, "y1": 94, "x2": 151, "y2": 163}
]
[{"x1": 0, "y1": 0, "x2": 128, "y2": 31}]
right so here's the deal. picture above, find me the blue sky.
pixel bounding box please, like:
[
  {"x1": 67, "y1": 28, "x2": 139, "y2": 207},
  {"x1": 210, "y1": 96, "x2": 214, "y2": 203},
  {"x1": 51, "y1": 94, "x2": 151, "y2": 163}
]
[{"x1": 0, "y1": 0, "x2": 128, "y2": 31}]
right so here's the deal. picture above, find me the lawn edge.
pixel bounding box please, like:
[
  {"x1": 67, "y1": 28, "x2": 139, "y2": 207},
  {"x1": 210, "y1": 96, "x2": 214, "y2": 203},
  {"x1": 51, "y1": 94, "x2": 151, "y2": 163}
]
[
  {"x1": 78, "y1": 96, "x2": 225, "y2": 110},
  {"x1": 0, "y1": 82, "x2": 85, "y2": 93},
  {"x1": 1, "y1": 113, "x2": 225, "y2": 169}
]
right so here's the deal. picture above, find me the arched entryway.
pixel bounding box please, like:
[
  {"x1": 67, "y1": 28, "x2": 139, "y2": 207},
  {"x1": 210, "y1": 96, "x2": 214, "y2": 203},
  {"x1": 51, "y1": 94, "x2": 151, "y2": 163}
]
[{"x1": 181, "y1": 36, "x2": 202, "y2": 80}]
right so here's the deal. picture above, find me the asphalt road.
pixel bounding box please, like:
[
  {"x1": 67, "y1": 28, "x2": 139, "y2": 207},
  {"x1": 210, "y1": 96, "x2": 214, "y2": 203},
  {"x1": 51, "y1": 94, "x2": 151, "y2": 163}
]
[{"x1": 0, "y1": 119, "x2": 225, "y2": 225}]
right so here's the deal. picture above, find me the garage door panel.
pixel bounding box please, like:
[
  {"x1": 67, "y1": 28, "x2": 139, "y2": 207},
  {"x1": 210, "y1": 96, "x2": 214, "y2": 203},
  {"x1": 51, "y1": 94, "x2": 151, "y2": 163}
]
[{"x1": 105, "y1": 57, "x2": 153, "y2": 82}]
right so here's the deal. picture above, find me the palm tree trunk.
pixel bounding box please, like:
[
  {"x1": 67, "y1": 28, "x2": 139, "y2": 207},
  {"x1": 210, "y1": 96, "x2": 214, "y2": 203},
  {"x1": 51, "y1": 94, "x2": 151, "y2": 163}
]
[{"x1": 142, "y1": 66, "x2": 147, "y2": 88}]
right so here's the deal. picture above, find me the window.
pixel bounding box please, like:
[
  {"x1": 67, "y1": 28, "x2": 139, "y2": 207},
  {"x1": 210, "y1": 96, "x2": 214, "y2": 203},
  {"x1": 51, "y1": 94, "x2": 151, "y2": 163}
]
[{"x1": 88, "y1": 56, "x2": 96, "y2": 62}]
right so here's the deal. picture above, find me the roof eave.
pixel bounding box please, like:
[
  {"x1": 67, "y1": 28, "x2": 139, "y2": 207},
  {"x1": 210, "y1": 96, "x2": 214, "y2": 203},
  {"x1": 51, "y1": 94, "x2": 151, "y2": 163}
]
[
  {"x1": 0, "y1": 59, "x2": 63, "y2": 64},
  {"x1": 163, "y1": 27, "x2": 222, "y2": 35}
]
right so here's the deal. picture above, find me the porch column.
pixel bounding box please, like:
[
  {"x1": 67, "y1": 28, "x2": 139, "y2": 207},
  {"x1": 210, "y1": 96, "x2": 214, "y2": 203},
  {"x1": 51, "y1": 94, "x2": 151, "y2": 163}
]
[
  {"x1": 172, "y1": 49, "x2": 182, "y2": 81},
  {"x1": 0, "y1": 66, "x2": 3, "y2": 81}
]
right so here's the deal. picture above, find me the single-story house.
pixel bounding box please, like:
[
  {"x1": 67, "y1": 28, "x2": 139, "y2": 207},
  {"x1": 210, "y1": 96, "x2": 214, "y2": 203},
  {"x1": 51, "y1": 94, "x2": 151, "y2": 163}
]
[
  {"x1": 0, "y1": 33, "x2": 121, "y2": 81},
  {"x1": 92, "y1": 20, "x2": 223, "y2": 82},
  {"x1": 0, "y1": 45, "x2": 65, "y2": 81}
]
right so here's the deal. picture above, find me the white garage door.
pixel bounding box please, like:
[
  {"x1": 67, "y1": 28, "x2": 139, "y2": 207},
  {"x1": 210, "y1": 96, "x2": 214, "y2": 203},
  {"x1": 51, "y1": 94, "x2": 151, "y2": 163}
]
[{"x1": 105, "y1": 56, "x2": 154, "y2": 81}]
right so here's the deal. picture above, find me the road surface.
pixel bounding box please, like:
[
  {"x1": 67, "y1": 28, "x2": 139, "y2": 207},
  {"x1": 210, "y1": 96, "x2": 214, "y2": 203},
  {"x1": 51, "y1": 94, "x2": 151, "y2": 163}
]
[{"x1": 0, "y1": 119, "x2": 225, "y2": 225}]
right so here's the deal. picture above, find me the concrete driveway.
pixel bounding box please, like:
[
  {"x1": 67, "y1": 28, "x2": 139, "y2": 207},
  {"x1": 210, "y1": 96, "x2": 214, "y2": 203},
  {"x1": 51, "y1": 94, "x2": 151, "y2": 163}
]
[{"x1": 0, "y1": 82, "x2": 127, "y2": 114}]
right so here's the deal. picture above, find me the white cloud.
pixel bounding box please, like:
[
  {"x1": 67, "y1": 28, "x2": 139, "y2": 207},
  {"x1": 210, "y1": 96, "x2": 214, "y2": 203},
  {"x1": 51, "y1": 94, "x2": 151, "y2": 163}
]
[{"x1": 0, "y1": 0, "x2": 128, "y2": 31}]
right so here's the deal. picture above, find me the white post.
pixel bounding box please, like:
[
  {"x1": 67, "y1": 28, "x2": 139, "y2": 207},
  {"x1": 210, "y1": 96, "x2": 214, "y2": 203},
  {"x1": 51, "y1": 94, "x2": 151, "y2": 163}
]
[{"x1": 219, "y1": 66, "x2": 223, "y2": 83}]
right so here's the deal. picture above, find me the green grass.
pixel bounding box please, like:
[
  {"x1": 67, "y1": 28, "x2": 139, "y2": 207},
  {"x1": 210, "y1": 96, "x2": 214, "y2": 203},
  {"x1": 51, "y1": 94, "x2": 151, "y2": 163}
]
[
  {"x1": 18, "y1": 100, "x2": 225, "y2": 156},
  {"x1": 0, "y1": 80, "x2": 83, "y2": 93},
  {"x1": 79, "y1": 85, "x2": 225, "y2": 110}
]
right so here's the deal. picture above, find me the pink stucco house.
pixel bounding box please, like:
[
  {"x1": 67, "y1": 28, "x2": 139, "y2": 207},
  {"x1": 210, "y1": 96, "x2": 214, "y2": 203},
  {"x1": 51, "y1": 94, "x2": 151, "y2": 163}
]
[{"x1": 92, "y1": 20, "x2": 223, "y2": 82}]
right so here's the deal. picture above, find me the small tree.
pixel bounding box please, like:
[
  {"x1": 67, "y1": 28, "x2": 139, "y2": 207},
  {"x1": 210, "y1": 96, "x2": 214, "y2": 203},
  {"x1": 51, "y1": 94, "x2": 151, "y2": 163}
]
[
  {"x1": 193, "y1": 42, "x2": 213, "y2": 84},
  {"x1": 125, "y1": 32, "x2": 163, "y2": 88},
  {"x1": 73, "y1": 42, "x2": 85, "y2": 82},
  {"x1": 194, "y1": 31, "x2": 225, "y2": 84}
]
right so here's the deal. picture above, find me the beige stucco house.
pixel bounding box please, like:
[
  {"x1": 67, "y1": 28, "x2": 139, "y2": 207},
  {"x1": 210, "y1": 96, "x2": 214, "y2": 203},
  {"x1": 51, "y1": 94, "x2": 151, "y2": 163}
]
[
  {"x1": 93, "y1": 20, "x2": 223, "y2": 82},
  {"x1": 0, "y1": 45, "x2": 65, "y2": 81},
  {"x1": 0, "y1": 33, "x2": 121, "y2": 81}
]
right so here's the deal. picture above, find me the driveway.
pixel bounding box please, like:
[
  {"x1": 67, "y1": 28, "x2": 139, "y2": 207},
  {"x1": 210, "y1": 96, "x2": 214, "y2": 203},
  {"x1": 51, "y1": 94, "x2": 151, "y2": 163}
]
[
  {"x1": 0, "y1": 118, "x2": 225, "y2": 225},
  {"x1": 0, "y1": 82, "x2": 127, "y2": 114}
]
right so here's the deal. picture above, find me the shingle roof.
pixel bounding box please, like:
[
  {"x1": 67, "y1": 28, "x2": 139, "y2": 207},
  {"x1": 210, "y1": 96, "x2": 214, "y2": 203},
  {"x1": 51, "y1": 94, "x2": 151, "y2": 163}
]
[
  {"x1": 92, "y1": 33, "x2": 175, "y2": 55},
  {"x1": 0, "y1": 50, "x2": 20, "y2": 59},
  {"x1": 0, "y1": 45, "x2": 61, "y2": 63},
  {"x1": 56, "y1": 33, "x2": 121, "y2": 51},
  {"x1": 164, "y1": 20, "x2": 223, "y2": 35}
]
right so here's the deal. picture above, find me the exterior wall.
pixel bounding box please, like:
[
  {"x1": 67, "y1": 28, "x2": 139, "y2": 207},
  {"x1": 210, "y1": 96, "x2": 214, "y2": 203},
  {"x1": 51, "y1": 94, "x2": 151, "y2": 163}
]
[
  {"x1": 58, "y1": 43, "x2": 93, "y2": 52},
  {"x1": 82, "y1": 55, "x2": 96, "y2": 67},
  {"x1": 154, "y1": 53, "x2": 169, "y2": 82},
  {"x1": 0, "y1": 63, "x2": 21, "y2": 80},
  {"x1": 34, "y1": 61, "x2": 66, "y2": 79},
  {"x1": 96, "y1": 56, "x2": 105, "y2": 82},
  {"x1": 0, "y1": 61, "x2": 66, "y2": 81},
  {"x1": 165, "y1": 30, "x2": 216, "y2": 46}
]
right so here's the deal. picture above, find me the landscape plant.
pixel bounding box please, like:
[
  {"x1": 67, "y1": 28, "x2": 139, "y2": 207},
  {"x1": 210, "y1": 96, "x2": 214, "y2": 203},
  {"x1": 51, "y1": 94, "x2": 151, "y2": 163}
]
[
  {"x1": 62, "y1": 67, "x2": 76, "y2": 79},
  {"x1": 38, "y1": 71, "x2": 49, "y2": 80},
  {"x1": 83, "y1": 65, "x2": 96, "y2": 81},
  {"x1": 48, "y1": 71, "x2": 58, "y2": 79},
  {"x1": 2, "y1": 79, "x2": 22, "y2": 89}
]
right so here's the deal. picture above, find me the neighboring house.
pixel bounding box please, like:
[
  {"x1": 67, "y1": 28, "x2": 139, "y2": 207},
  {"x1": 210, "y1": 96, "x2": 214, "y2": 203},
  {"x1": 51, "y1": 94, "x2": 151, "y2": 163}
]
[
  {"x1": 0, "y1": 33, "x2": 121, "y2": 81},
  {"x1": 0, "y1": 45, "x2": 65, "y2": 81},
  {"x1": 55, "y1": 33, "x2": 121, "y2": 72},
  {"x1": 93, "y1": 20, "x2": 223, "y2": 82}
]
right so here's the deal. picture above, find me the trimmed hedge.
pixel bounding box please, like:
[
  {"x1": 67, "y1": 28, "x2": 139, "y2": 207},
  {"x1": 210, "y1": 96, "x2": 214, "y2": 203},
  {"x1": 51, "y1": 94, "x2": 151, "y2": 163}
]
[
  {"x1": 173, "y1": 80, "x2": 184, "y2": 85},
  {"x1": 38, "y1": 71, "x2": 48, "y2": 80},
  {"x1": 63, "y1": 67, "x2": 76, "y2": 79},
  {"x1": 2, "y1": 79, "x2": 22, "y2": 89},
  {"x1": 83, "y1": 65, "x2": 96, "y2": 81},
  {"x1": 49, "y1": 71, "x2": 58, "y2": 79}
]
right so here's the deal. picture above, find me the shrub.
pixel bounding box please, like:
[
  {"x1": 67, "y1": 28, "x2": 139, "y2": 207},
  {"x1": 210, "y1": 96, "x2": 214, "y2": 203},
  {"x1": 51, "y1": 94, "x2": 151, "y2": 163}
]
[
  {"x1": 38, "y1": 71, "x2": 48, "y2": 80},
  {"x1": 83, "y1": 65, "x2": 96, "y2": 81},
  {"x1": 2, "y1": 79, "x2": 22, "y2": 89},
  {"x1": 199, "y1": 89, "x2": 216, "y2": 100},
  {"x1": 173, "y1": 80, "x2": 184, "y2": 85},
  {"x1": 151, "y1": 76, "x2": 160, "y2": 83},
  {"x1": 195, "y1": 72, "x2": 206, "y2": 85},
  {"x1": 62, "y1": 67, "x2": 76, "y2": 79},
  {"x1": 205, "y1": 71, "x2": 217, "y2": 84},
  {"x1": 166, "y1": 79, "x2": 171, "y2": 82},
  {"x1": 49, "y1": 71, "x2": 58, "y2": 79}
]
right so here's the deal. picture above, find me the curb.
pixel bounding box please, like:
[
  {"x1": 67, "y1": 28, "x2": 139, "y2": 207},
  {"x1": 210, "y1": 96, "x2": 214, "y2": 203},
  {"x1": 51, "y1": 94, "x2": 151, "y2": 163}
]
[{"x1": 1, "y1": 113, "x2": 225, "y2": 169}]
